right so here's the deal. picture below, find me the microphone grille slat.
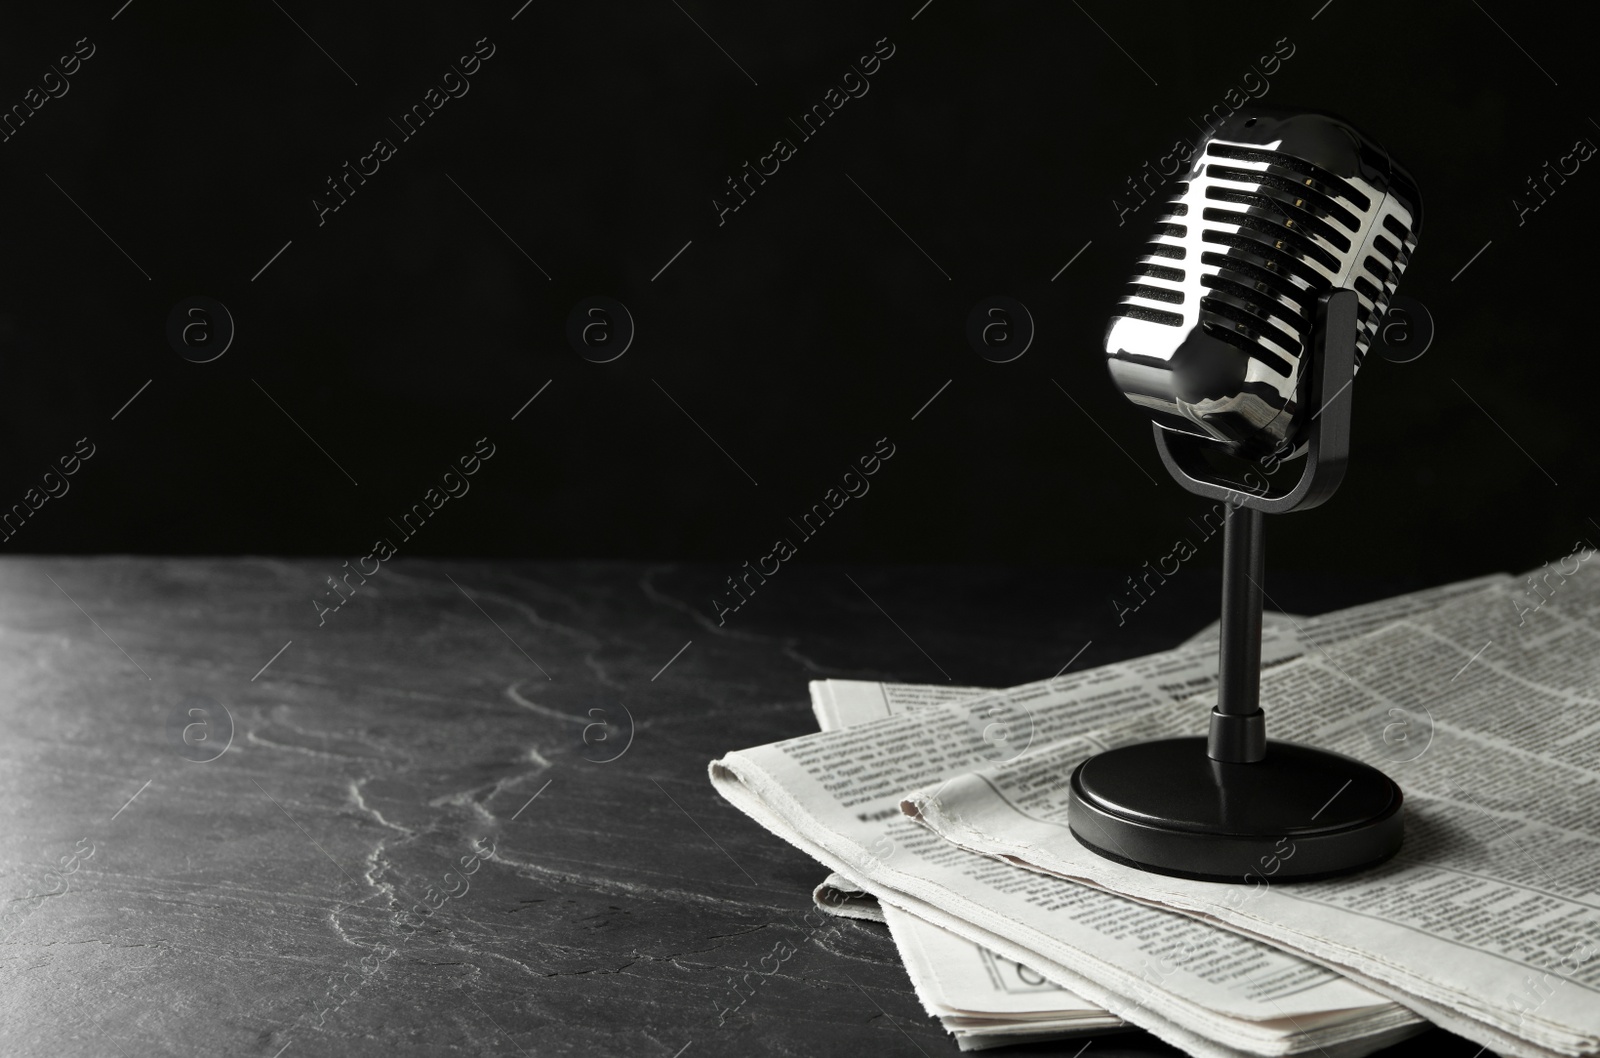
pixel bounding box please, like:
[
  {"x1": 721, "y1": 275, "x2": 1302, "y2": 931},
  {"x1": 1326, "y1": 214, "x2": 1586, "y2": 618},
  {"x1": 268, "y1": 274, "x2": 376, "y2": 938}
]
[
  {"x1": 1132, "y1": 263, "x2": 1186, "y2": 283},
  {"x1": 1126, "y1": 282, "x2": 1185, "y2": 305},
  {"x1": 1116, "y1": 304, "x2": 1186, "y2": 327}
]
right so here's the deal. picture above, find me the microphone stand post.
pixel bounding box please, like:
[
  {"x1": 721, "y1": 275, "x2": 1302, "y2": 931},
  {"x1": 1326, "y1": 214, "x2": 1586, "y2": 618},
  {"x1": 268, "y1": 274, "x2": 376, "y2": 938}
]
[
  {"x1": 1067, "y1": 290, "x2": 1404, "y2": 882},
  {"x1": 1211, "y1": 504, "x2": 1266, "y2": 763}
]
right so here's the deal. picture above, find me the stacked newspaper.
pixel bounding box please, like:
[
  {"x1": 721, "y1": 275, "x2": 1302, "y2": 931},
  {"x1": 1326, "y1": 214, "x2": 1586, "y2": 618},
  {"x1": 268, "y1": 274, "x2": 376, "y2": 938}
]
[
  {"x1": 802, "y1": 611, "x2": 1399, "y2": 1050},
  {"x1": 710, "y1": 565, "x2": 1600, "y2": 1056}
]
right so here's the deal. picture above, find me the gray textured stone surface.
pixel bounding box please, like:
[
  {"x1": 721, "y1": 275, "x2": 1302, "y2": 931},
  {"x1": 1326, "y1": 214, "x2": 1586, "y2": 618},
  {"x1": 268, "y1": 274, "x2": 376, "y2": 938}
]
[{"x1": 0, "y1": 558, "x2": 1477, "y2": 1057}]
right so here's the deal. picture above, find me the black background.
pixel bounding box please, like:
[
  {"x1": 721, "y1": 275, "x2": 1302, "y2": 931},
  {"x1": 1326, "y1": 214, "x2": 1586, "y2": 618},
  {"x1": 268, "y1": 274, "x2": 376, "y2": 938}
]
[{"x1": 0, "y1": 0, "x2": 1592, "y2": 589}]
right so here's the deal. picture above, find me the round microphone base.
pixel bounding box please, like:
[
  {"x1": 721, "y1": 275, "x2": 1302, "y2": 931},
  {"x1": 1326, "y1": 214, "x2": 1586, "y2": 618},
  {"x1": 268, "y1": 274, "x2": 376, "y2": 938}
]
[{"x1": 1067, "y1": 737, "x2": 1402, "y2": 882}]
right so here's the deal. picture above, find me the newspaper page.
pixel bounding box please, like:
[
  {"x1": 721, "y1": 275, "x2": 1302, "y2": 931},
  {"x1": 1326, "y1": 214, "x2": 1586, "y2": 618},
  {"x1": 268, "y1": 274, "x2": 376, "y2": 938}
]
[
  {"x1": 905, "y1": 559, "x2": 1600, "y2": 1058},
  {"x1": 710, "y1": 580, "x2": 1512, "y2": 1057}
]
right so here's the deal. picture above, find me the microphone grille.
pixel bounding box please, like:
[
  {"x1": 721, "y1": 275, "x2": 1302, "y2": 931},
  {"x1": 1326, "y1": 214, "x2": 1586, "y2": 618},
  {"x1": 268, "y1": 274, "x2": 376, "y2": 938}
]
[{"x1": 1106, "y1": 110, "x2": 1421, "y2": 454}]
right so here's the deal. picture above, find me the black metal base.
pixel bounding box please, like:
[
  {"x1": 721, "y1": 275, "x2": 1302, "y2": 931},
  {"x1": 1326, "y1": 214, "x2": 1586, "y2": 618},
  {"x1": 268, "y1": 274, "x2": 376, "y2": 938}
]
[{"x1": 1067, "y1": 737, "x2": 1403, "y2": 882}]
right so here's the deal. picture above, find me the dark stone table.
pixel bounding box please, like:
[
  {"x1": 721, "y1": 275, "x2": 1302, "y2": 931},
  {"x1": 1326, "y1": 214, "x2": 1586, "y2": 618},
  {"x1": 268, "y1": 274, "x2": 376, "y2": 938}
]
[{"x1": 0, "y1": 558, "x2": 1496, "y2": 1057}]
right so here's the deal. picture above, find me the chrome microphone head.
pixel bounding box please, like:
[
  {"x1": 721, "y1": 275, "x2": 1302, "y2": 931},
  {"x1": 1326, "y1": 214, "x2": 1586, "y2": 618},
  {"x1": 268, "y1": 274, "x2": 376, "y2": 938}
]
[{"x1": 1104, "y1": 108, "x2": 1421, "y2": 459}]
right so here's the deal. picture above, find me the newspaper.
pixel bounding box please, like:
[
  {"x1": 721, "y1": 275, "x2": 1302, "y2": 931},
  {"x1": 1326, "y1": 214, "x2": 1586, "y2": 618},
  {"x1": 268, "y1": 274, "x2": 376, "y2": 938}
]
[
  {"x1": 712, "y1": 575, "x2": 1507, "y2": 1057},
  {"x1": 905, "y1": 559, "x2": 1600, "y2": 1058}
]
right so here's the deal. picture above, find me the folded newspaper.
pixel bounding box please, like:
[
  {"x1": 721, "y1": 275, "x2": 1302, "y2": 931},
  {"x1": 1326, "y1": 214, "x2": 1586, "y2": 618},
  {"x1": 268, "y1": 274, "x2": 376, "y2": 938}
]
[
  {"x1": 805, "y1": 613, "x2": 1362, "y2": 1050},
  {"x1": 901, "y1": 560, "x2": 1600, "y2": 1058},
  {"x1": 712, "y1": 572, "x2": 1511, "y2": 1056}
]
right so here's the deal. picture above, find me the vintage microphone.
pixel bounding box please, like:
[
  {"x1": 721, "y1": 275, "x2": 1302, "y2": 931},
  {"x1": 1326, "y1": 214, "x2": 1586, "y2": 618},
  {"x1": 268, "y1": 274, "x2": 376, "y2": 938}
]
[{"x1": 1066, "y1": 107, "x2": 1422, "y2": 881}]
